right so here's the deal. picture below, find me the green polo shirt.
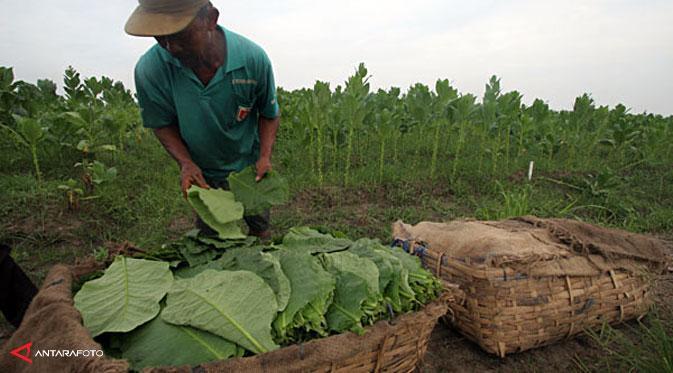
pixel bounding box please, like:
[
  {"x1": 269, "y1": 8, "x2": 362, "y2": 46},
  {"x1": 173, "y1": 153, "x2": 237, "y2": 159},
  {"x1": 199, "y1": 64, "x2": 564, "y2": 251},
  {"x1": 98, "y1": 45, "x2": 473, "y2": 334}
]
[{"x1": 134, "y1": 26, "x2": 280, "y2": 181}]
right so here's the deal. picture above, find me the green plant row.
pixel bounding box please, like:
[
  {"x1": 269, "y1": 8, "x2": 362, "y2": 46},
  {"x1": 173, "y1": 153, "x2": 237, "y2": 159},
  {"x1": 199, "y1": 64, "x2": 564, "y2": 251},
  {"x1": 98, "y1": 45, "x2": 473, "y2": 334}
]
[{"x1": 1, "y1": 64, "x2": 671, "y2": 231}]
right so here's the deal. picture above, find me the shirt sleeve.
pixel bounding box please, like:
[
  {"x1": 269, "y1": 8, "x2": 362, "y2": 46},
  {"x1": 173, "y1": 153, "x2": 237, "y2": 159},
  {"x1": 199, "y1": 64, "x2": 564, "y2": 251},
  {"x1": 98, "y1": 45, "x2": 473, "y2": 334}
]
[
  {"x1": 255, "y1": 52, "x2": 280, "y2": 119},
  {"x1": 134, "y1": 61, "x2": 177, "y2": 129}
]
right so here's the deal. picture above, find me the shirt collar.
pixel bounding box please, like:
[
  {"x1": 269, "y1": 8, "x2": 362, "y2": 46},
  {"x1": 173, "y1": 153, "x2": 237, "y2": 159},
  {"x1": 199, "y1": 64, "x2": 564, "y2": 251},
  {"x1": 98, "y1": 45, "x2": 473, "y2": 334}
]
[{"x1": 222, "y1": 26, "x2": 245, "y2": 73}]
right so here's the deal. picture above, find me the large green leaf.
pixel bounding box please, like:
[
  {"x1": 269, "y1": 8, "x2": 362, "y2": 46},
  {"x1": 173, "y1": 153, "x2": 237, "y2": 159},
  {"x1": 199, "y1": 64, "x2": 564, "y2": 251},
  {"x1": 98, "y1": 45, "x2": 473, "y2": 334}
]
[
  {"x1": 187, "y1": 186, "x2": 245, "y2": 240},
  {"x1": 364, "y1": 245, "x2": 415, "y2": 312},
  {"x1": 387, "y1": 246, "x2": 443, "y2": 309},
  {"x1": 74, "y1": 256, "x2": 173, "y2": 337},
  {"x1": 321, "y1": 252, "x2": 379, "y2": 294},
  {"x1": 119, "y1": 311, "x2": 242, "y2": 370},
  {"x1": 3, "y1": 115, "x2": 45, "y2": 149},
  {"x1": 162, "y1": 270, "x2": 279, "y2": 354},
  {"x1": 220, "y1": 249, "x2": 291, "y2": 312},
  {"x1": 320, "y1": 252, "x2": 382, "y2": 334},
  {"x1": 227, "y1": 166, "x2": 289, "y2": 215},
  {"x1": 174, "y1": 247, "x2": 291, "y2": 312},
  {"x1": 272, "y1": 249, "x2": 335, "y2": 343},
  {"x1": 349, "y1": 238, "x2": 394, "y2": 293},
  {"x1": 281, "y1": 227, "x2": 352, "y2": 254},
  {"x1": 349, "y1": 239, "x2": 410, "y2": 313},
  {"x1": 15, "y1": 116, "x2": 44, "y2": 146},
  {"x1": 325, "y1": 272, "x2": 369, "y2": 334}
]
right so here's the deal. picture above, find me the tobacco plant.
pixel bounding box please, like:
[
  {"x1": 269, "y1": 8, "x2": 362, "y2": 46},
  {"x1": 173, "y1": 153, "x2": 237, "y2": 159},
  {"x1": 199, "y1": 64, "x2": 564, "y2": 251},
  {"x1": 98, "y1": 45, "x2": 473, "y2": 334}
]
[
  {"x1": 1, "y1": 115, "x2": 46, "y2": 182},
  {"x1": 341, "y1": 64, "x2": 370, "y2": 187}
]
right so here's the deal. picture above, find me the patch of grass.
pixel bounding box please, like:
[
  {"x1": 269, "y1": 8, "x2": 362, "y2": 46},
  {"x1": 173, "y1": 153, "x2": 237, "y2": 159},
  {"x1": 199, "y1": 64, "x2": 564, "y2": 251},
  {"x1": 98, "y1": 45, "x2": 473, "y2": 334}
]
[
  {"x1": 0, "y1": 137, "x2": 194, "y2": 285},
  {"x1": 577, "y1": 312, "x2": 673, "y2": 372},
  {"x1": 271, "y1": 182, "x2": 465, "y2": 242},
  {"x1": 476, "y1": 182, "x2": 533, "y2": 220}
]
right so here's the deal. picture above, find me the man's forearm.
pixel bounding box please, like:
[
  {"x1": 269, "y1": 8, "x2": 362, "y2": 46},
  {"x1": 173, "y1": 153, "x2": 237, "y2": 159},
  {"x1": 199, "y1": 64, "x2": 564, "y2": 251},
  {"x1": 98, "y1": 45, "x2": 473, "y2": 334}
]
[
  {"x1": 153, "y1": 124, "x2": 195, "y2": 168},
  {"x1": 258, "y1": 116, "x2": 280, "y2": 159}
]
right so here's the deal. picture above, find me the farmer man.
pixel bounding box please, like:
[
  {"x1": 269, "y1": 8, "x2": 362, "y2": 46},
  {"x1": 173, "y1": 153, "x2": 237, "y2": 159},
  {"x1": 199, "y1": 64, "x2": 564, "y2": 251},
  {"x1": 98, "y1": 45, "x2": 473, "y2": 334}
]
[{"x1": 125, "y1": 0, "x2": 280, "y2": 238}]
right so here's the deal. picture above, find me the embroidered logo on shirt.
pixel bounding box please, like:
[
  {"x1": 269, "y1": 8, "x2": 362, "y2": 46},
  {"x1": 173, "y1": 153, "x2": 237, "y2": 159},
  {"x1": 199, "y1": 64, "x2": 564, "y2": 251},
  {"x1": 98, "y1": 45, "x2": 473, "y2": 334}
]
[
  {"x1": 232, "y1": 79, "x2": 258, "y2": 85},
  {"x1": 236, "y1": 106, "x2": 252, "y2": 122}
]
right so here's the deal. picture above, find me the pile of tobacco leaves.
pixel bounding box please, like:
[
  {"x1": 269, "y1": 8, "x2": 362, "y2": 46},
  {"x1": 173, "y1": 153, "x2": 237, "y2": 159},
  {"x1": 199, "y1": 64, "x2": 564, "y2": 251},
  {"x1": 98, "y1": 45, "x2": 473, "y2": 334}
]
[{"x1": 73, "y1": 168, "x2": 442, "y2": 370}]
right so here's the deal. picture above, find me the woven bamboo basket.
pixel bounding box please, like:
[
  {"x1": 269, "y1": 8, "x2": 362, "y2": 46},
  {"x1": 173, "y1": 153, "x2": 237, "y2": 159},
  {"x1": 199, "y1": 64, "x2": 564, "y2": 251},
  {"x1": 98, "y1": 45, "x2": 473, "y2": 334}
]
[
  {"x1": 1, "y1": 260, "x2": 449, "y2": 373},
  {"x1": 416, "y1": 247, "x2": 652, "y2": 357},
  {"x1": 392, "y1": 217, "x2": 668, "y2": 357}
]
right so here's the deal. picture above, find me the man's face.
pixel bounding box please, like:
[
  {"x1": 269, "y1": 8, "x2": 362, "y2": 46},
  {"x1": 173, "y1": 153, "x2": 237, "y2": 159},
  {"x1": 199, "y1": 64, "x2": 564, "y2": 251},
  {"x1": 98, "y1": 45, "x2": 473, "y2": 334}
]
[{"x1": 154, "y1": 15, "x2": 210, "y2": 65}]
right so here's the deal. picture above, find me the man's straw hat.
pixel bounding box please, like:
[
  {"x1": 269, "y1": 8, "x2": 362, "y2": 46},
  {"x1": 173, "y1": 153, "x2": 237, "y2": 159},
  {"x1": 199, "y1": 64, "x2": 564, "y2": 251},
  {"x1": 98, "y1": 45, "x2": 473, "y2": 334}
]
[{"x1": 125, "y1": 0, "x2": 209, "y2": 37}]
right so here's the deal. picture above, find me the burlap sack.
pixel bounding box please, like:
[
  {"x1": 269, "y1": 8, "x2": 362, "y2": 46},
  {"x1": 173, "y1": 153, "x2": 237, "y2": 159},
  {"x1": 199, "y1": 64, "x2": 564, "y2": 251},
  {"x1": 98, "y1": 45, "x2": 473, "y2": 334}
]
[
  {"x1": 392, "y1": 216, "x2": 668, "y2": 277},
  {"x1": 0, "y1": 265, "x2": 128, "y2": 373}
]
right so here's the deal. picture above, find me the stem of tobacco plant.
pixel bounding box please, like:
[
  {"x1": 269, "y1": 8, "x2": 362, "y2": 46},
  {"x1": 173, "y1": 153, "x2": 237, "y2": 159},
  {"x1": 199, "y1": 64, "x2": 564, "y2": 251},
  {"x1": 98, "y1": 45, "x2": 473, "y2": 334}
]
[{"x1": 31, "y1": 145, "x2": 42, "y2": 184}]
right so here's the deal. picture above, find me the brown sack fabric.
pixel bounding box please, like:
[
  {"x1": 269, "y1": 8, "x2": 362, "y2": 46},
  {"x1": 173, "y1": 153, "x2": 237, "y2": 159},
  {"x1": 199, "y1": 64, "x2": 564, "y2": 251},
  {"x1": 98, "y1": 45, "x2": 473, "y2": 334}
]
[
  {"x1": 392, "y1": 216, "x2": 670, "y2": 357},
  {"x1": 0, "y1": 265, "x2": 128, "y2": 373},
  {"x1": 393, "y1": 219, "x2": 570, "y2": 268},
  {"x1": 392, "y1": 216, "x2": 667, "y2": 277},
  {"x1": 518, "y1": 216, "x2": 669, "y2": 264}
]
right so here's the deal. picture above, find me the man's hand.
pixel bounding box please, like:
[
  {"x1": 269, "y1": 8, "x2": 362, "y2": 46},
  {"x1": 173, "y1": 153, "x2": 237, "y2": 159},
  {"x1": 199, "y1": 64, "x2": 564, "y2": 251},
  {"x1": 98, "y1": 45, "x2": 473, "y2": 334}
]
[
  {"x1": 255, "y1": 156, "x2": 272, "y2": 182},
  {"x1": 180, "y1": 161, "x2": 210, "y2": 199},
  {"x1": 152, "y1": 125, "x2": 209, "y2": 198},
  {"x1": 257, "y1": 116, "x2": 279, "y2": 182}
]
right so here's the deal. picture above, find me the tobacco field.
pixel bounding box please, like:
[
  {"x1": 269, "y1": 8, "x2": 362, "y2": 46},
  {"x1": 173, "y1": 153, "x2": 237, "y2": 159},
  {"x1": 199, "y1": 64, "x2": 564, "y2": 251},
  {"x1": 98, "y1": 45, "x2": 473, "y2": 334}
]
[{"x1": 1, "y1": 64, "x2": 672, "y2": 371}]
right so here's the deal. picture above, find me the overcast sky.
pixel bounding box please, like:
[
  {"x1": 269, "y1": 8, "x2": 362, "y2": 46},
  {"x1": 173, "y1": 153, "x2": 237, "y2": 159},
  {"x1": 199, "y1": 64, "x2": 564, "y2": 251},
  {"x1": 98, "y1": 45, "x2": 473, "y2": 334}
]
[{"x1": 1, "y1": 0, "x2": 672, "y2": 114}]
